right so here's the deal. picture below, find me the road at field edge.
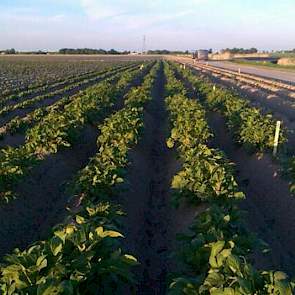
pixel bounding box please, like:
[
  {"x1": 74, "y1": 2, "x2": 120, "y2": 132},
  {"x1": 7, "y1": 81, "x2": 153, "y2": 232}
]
[{"x1": 203, "y1": 60, "x2": 295, "y2": 84}]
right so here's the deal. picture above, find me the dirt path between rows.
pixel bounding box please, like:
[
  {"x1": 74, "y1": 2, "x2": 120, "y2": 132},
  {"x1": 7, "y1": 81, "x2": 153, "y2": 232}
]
[
  {"x1": 118, "y1": 65, "x2": 197, "y2": 294},
  {"x1": 207, "y1": 112, "x2": 295, "y2": 275},
  {"x1": 0, "y1": 125, "x2": 98, "y2": 258}
]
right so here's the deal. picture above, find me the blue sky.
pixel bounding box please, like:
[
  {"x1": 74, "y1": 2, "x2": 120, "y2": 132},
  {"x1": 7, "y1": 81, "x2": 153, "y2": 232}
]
[{"x1": 0, "y1": 0, "x2": 294, "y2": 51}]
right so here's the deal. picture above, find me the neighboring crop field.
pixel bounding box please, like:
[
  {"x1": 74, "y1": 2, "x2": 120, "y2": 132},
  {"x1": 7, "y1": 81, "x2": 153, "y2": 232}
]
[{"x1": 0, "y1": 57, "x2": 294, "y2": 294}]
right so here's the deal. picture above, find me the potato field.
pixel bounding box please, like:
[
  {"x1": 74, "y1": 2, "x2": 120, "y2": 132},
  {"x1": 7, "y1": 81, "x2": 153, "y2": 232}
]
[{"x1": 0, "y1": 56, "x2": 295, "y2": 294}]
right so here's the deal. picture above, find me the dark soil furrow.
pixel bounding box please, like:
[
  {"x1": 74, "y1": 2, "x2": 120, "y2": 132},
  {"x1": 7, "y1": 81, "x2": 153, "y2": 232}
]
[
  {"x1": 0, "y1": 68, "x2": 150, "y2": 259},
  {"x1": 2, "y1": 70, "x2": 103, "y2": 108},
  {"x1": 0, "y1": 124, "x2": 99, "y2": 258},
  {"x1": 190, "y1": 67, "x2": 295, "y2": 152},
  {"x1": 206, "y1": 112, "x2": 295, "y2": 276},
  {"x1": 119, "y1": 65, "x2": 177, "y2": 294},
  {"x1": 0, "y1": 65, "x2": 136, "y2": 127},
  {"x1": 177, "y1": 67, "x2": 295, "y2": 275}
]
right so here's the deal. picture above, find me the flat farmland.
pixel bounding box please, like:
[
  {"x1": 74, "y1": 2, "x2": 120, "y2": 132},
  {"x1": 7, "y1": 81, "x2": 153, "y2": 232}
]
[
  {"x1": 0, "y1": 54, "x2": 161, "y2": 96},
  {"x1": 0, "y1": 58, "x2": 294, "y2": 295}
]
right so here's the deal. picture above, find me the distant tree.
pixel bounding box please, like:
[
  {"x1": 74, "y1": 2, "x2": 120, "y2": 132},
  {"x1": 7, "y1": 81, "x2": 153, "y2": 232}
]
[
  {"x1": 108, "y1": 49, "x2": 119, "y2": 54},
  {"x1": 147, "y1": 49, "x2": 189, "y2": 55},
  {"x1": 220, "y1": 47, "x2": 258, "y2": 54},
  {"x1": 5, "y1": 48, "x2": 16, "y2": 54},
  {"x1": 58, "y1": 48, "x2": 125, "y2": 55}
]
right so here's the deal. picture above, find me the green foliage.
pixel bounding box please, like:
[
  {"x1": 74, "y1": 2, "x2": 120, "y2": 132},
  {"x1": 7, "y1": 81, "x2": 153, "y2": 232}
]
[
  {"x1": 175, "y1": 63, "x2": 287, "y2": 152},
  {"x1": 0, "y1": 63, "x2": 151, "y2": 201},
  {"x1": 164, "y1": 62, "x2": 293, "y2": 295},
  {"x1": 171, "y1": 145, "x2": 244, "y2": 204},
  {"x1": 0, "y1": 202, "x2": 138, "y2": 295},
  {"x1": 0, "y1": 62, "x2": 160, "y2": 293},
  {"x1": 165, "y1": 94, "x2": 212, "y2": 151}
]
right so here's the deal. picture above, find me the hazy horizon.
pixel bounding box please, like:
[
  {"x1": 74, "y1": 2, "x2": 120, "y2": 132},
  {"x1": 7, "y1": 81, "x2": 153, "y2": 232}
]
[{"x1": 1, "y1": 0, "x2": 294, "y2": 52}]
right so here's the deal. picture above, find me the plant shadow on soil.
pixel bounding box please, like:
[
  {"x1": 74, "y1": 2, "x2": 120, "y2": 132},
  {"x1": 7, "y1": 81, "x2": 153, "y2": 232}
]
[
  {"x1": 207, "y1": 111, "x2": 295, "y2": 276},
  {"x1": 177, "y1": 65, "x2": 295, "y2": 276},
  {"x1": 195, "y1": 68, "x2": 295, "y2": 153},
  {"x1": 0, "y1": 125, "x2": 99, "y2": 258},
  {"x1": 0, "y1": 65, "x2": 153, "y2": 260}
]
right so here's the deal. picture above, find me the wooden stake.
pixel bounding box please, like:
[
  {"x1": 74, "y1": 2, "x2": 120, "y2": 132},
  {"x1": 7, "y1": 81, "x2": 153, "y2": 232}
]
[{"x1": 273, "y1": 121, "x2": 281, "y2": 156}]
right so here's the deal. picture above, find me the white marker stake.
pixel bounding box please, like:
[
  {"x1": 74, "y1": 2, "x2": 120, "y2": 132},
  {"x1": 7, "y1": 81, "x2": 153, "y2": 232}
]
[
  {"x1": 273, "y1": 121, "x2": 281, "y2": 156},
  {"x1": 238, "y1": 68, "x2": 241, "y2": 74},
  {"x1": 213, "y1": 85, "x2": 216, "y2": 92},
  {"x1": 184, "y1": 64, "x2": 186, "y2": 70}
]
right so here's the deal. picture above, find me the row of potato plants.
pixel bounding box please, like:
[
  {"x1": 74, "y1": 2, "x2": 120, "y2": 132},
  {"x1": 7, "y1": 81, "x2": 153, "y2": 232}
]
[
  {"x1": 0, "y1": 65, "x2": 111, "y2": 105},
  {"x1": 0, "y1": 68, "x2": 96, "y2": 102},
  {"x1": 0, "y1": 63, "x2": 139, "y2": 118},
  {"x1": 0, "y1": 96, "x2": 70, "y2": 139},
  {"x1": 0, "y1": 59, "x2": 119, "y2": 99},
  {"x1": 171, "y1": 62, "x2": 286, "y2": 153},
  {"x1": 0, "y1": 62, "x2": 160, "y2": 295},
  {"x1": 0, "y1": 62, "x2": 153, "y2": 202},
  {"x1": 0, "y1": 63, "x2": 135, "y2": 108},
  {"x1": 173, "y1": 63, "x2": 295, "y2": 195},
  {"x1": 0, "y1": 64, "x2": 141, "y2": 140},
  {"x1": 164, "y1": 63, "x2": 294, "y2": 294},
  {"x1": 0, "y1": 67, "x2": 95, "y2": 106}
]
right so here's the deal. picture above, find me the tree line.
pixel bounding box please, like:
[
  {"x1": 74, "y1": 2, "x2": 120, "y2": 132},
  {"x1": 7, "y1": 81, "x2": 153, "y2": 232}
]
[
  {"x1": 58, "y1": 48, "x2": 130, "y2": 55},
  {"x1": 220, "y1": 48, "x2": 258, "y2": 54}
]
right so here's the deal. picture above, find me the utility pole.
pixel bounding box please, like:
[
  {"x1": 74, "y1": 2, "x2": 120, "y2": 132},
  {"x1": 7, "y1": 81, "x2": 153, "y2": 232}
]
[{"x1": 142, "y1": 35, "x2": 146, "y2": 55}]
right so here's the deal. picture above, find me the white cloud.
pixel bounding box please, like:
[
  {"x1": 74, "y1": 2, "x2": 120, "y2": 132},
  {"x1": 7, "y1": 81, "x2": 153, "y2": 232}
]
[
  {"x1": 78, "y1": 0, "x2": 202, "y2": 31},
  {"x1": 80, "y1": 0, "x2": 126, "y2": 20},
  {"x1": 0, "y1": 7, "x2": 66, "y2": 25},
  {"x1": 79, "y1": 0, "x2": 210, "y2": 21}
]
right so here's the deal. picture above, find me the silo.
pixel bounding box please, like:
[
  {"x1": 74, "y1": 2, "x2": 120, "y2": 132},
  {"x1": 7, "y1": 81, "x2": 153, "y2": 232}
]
[{"x1": 197, "y1": 50, "x2": 209, "y2": 60}]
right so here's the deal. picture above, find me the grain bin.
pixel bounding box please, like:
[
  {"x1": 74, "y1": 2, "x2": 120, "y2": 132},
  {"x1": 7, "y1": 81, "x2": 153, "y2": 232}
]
[{"x1": 197, "y1": 50, "x2": 209, "y2": 60}]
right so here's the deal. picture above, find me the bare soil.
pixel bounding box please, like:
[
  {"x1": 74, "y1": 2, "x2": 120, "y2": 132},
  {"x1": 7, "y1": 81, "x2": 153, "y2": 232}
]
[
  {"x1": 0, "y1": 65, "x2": 135, "y2": 128},
  {"x1": 118, "y1": 66, "x2": 197, "y2": 294},
  {"x1": 176, "y1": 67, "x2": 295, "y2": 275},
  {"x1": 0, "y1": 64, "x2": 150, "y2": 149},
  {"x1": 0, "y1": 133, "x2": 25, "y2": 148},
  {"x1": 192, "y1": 68, "x2": 295, "y2": 153},
  {"x1": 0, "y1": 69, "x2": 151, "y2": 259},
  {"x1": 0, "y1": 125, "x2": 98, "y2": 257},
  {"x1": 207, "y1": 112, "x2": 295, "y2": 275}
]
